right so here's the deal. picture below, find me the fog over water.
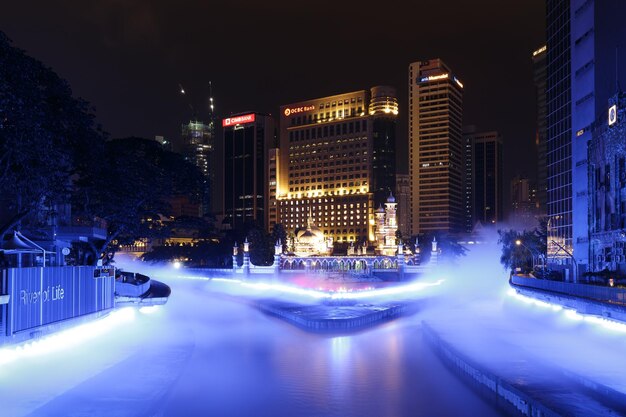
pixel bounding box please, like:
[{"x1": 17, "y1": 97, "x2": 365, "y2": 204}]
[{"x1": 3, "y1": 233, "x2": 626, "y2": 416}]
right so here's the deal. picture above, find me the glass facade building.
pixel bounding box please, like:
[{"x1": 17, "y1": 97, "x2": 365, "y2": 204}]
[
  {"x1": 546, "y1": 0, "x2": 573, "y2": 266},
  {"x1": 463, "y1": 128, "x2": 503, "y2": 232},
  {"x1": 223, "y1": 113, "x2": 275, "y2": 231}
]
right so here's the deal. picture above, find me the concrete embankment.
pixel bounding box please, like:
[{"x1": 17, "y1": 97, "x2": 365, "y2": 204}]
[
  {"x1": 422, "y1": 322, "x2": 562, "y2": 417},
  {"x1": 257, "y1": 301, "x2": 415, "y2": 332},
  {"x1": 423, "y1": 321, "x2": 626, "y2": 417}
]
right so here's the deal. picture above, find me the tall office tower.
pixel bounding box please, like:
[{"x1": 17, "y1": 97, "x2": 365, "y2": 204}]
[
  {"x1": 463, "y1": 128, "x2": 503, "y2": 230},
  {"x1": 546, "y1": 0, "x2": 626, "y2": 279},
  {"x1": 222, "y1": 113, "x2": 275, "y2": 231},
  {"x1": 276, "y1": 88, "x2": 397, "y2": 244},
  {"x1": 182, "y1": 120, "x2": 215, "y2": 217},
  {"x1": 546, "y1": 0, "x2": 573, "y2": 269},
  {"x1": 395, "y1": 174, "x2": 411, "y2": 239},
  {"x1": 368, "y1": 86, "x2": 399, "y2": 207},
  {"x1": 408, "y1": 59, "x2": 464, "y2": 235},
  {"x1": 532, "y1": 45, "x2": 547, "y2": 214}
]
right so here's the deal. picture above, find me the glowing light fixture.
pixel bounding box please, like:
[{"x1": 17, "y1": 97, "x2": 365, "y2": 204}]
[
  {"x1": 507, "y1": 289, "x2": 626, "y2": 332},
  {"x1": 0, "y1": 308, "x2": 136, "y2": 366}
]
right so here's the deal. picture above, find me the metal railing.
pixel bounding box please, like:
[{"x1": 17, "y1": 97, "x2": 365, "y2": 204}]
[{"x1": 511, "y1": 275, "x2": 626, "y2": 305}]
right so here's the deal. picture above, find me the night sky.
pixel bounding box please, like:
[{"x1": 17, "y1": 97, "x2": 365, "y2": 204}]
[{"x1": 1, "y1": 0, "x2": 545, "y2": 210}]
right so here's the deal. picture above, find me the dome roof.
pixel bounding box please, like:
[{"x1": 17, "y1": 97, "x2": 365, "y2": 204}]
[
  {"x1": 297, "y1": 229, "x2": 316, "y2": 244},
  {"x1": 386, "y1": 193, "x2": 396, "y2": 203},
  {"x1": 296, "y1": 227, "x2": 324, "y2": 240}
]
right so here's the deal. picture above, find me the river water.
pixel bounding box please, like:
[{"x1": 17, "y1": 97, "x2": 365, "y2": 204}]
[
  {"x1": 8, "y1": 238, "x2": 626, "y2": 416},
  {"x1": 1, "y1": 274, "x2": 504, "y2": 417}
]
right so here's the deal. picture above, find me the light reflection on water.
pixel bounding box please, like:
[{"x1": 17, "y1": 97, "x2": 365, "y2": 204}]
[
  {"x1": 149, "y1": 279, "x2": 502, "y2": 417},
  {"x1": 0, "y1": 255, "x2": 501, "y2": 417}
]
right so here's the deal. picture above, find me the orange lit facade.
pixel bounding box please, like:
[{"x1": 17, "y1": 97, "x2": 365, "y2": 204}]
[{"x1": 275, "y1": 89, "x2": 398, "y2": 244}]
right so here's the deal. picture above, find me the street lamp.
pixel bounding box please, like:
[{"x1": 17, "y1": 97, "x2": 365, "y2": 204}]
[
  {"x1": 515, "y1": 239, "x2": 536, "y2": 270},
  {"x1": 516, "y1": 239, "x2": 546, "y2": 273}
]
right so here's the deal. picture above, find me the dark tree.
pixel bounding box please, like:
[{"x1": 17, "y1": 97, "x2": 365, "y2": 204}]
[
  {"x1": 169, "y1": 215, "x2": 215, "y2": 239},
  {"x1": 0, "y1": 31, "x2": 104, "y2": 237},
  {"x1": 497, "y1": 228, "x2": 544, "y2": 273},
  {"x1": 74, "y1": 137, "x2": 203, "y2": 265},
  {"x1": 246, "y1": 227, "x2": 273, "y2": 266}
]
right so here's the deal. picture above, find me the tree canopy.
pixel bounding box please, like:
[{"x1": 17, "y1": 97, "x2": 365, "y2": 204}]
[
  {"x1": 497, "y1": 220, "x2": 547, "y2": 273},
  {"x1": 74, "y1": 137, "x2": 204, "y2": 264},
  {"x1": 0, "y1": 31, "x2": 104, "y2": 236}
]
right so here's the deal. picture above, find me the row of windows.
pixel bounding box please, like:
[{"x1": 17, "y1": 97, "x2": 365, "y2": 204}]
[
  {"x1": 289, "y1": 140, "x2": 367, "y2": 153},
  {"x1": 289, "y1": 184, "x2": 366, "y2": 193},
  {"x1": 288, "y1": 120, "x2": 368, "y2": 140},
  {"x1": 280, "y1": 198, "x2": 368, "y2": 206},
  {"x1": 291, "y1": 171, "x2": 366, "y2": 180},
  {"x1": 289, "y1": 151, "x2": 367, "y2": 161}
]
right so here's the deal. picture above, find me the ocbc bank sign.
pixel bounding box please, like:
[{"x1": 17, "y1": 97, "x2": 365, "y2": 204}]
[{"x1": 284, "y1": 105, "x2": 315, "y2": 117}]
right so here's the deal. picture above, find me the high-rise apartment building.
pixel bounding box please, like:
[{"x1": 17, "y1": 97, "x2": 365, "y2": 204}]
[
  {"x1": 546, "y1": 0, "x2": 626, "y2": 279},
  {"x1": 463, "y1": 127, "x2": 503, "y2": 232},
  {"x1": 408, "y1": 59, "x2": 464, "y2": 235},
  {"x1": 532, "y1": 45, "x2": 547, "y2": 214},
  {"x1": 275, "y1": 88, "x2": 398, "y2": 244},
  {"x1": 222, "y1": 113, "x2": 275, "y2": 231},
  {"x1": 182, "y1": 120, "x2": 215, "y2": 216}
]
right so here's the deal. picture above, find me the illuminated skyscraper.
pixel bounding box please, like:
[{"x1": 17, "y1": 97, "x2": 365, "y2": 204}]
[
  {"x1": 408, "y1": 59, "x2": 464, "y2": 235},
  {"x1": 275, "y1": 87, "x2": 398, "y2": 245},
  {"x1": 222, "y1": 113, "x2": 275, "y2": 231},
  {"x1": 182, "y1": 120, "x2": 214, "y2": 216}
]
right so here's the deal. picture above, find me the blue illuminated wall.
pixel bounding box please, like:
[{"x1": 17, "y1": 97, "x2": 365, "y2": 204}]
[
  {"x1": 570, "y1": 0, "x2": 626, "y2": 276},
  {"x1": 546, "y1": 0, "x2": 626, "y2": 279},
  {"x1": 4, "y1": 267, "x2": 114, "y2": 336}
]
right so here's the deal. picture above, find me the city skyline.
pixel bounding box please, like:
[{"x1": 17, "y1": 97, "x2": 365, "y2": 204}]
[
  {"x1": 0, "y1": 1, "x2": 545, "y2": 211},
  {"x1": 5, "y1": 3, "x2": 626, "y2": 416}
]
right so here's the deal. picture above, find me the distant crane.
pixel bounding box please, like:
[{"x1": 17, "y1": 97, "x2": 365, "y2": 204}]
[{"x1": 178, "y1": 81, "x2": 216, "y2": 120}]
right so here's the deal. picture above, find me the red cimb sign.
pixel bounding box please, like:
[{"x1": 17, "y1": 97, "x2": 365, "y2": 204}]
[{"x1": 222, "y1": 113, "x2": 256, "y2": 127}]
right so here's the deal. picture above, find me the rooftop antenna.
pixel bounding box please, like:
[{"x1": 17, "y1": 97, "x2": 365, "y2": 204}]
[{"x1": 209, "y1": 81, "x2": 215, "y2": 115}]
